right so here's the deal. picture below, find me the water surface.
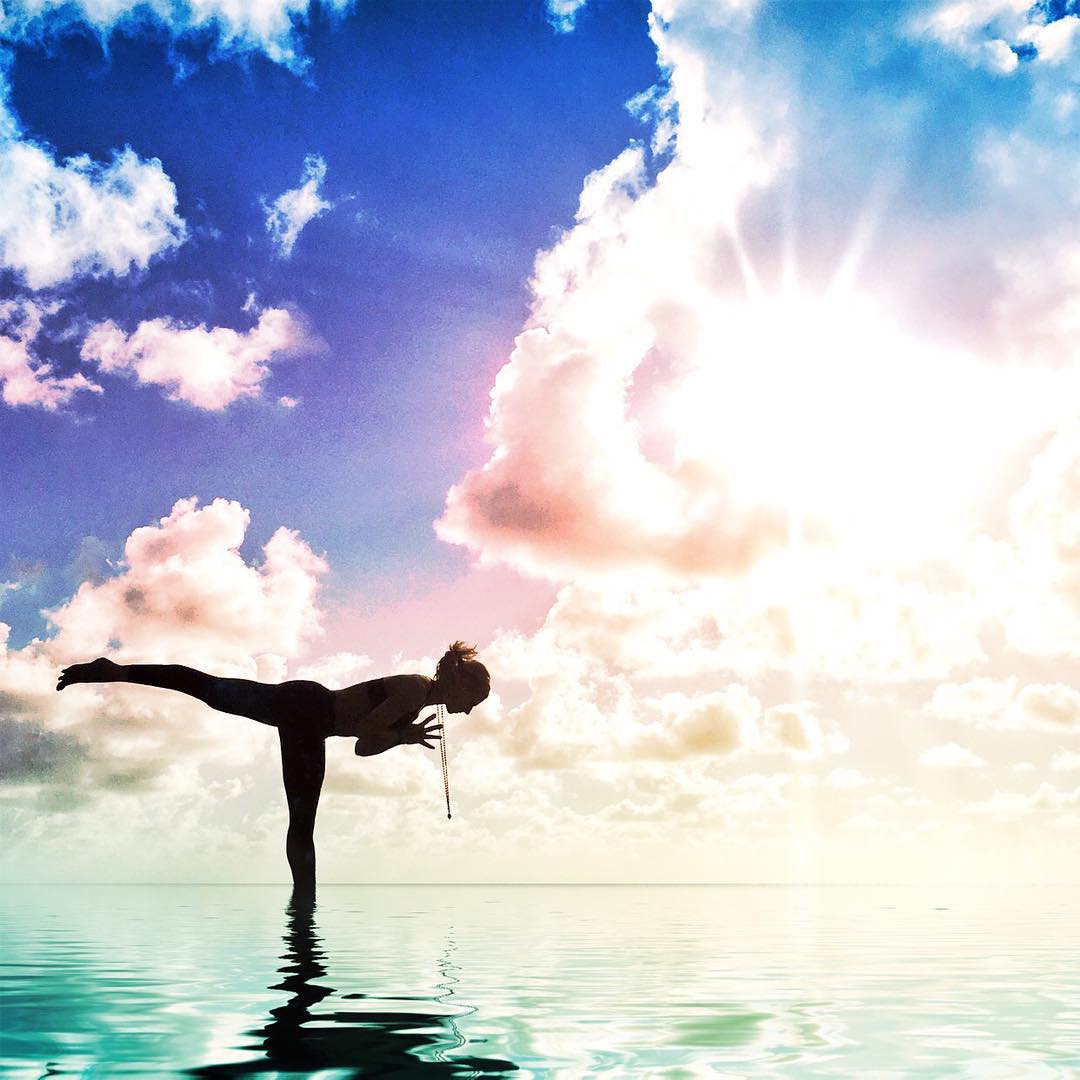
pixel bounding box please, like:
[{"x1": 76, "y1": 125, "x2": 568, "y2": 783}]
[{"x1": 2, "y1": 884, "x2": 1078, "y2": 1076}]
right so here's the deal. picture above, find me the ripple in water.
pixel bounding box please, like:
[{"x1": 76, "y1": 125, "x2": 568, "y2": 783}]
[{"x1": 1, "y1": 884, "x2": 1078, "y2": 1077}]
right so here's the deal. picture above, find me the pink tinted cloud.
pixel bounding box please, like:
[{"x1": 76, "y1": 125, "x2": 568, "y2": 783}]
[
  {"x1": 0, "y1": 299, "x2": 101, "y2": 410},
  {"x1": 47, "y1": 496, "x2": 327, "y2": 666}
]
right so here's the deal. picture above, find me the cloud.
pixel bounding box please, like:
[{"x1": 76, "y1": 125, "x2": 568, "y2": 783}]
[
  {"x1": 926, "y1": 677, "x2": 1080, "y2": 731},
  {"x1": 1004, "y1": 424, "x2": 1080, "y2": 657},
  {"x1": 0, "y1": 715, "x2": 86, "y2": 783},
  {"x1": 264, "y1": 154, "x2": 333, "y2": 257},
  {"x1": 913, "y1": 0, "x2": 1080, "y2": 73},
  {"x1": 81, "y1": 306, "x2": 303, "y2": 410},
  {"x1": 521, "y1": 561, "x2": 988, "y2": 685},
  {"x1": 630, "y1": 686, "x2": 762, "y2": 760},
  {"x1": 1011, "y1": 683, "x2": 1080, "y2": 731},
  {"x1": 546, "y1": 0, "x2": 590, "y2": 33},
  {"x1": 826, "y1": 767, "x2": 870, "y2": 790},
  {"x1": 45, "y1": 496, "x2": 327, "y2": 665},
  {"x1": 927, "y1": 676, "x2": 1018, "y2": 726},
  {"x1": 0, "y1": 78, "x2": 185, "y2": 290},
  {"x1": 1, "y1": 0, "x2": 354, "y2": 73},
  {"x1": 918, "y1": 742, "x2": 988, "y2": 768},
  {"x1": 0, "y1": 299, "x2": 101, "y2": 409},
  {"x1": 292, "y1": 651, "x2": 372, "y2": 690},
  {"x1": 436, "y1": 25, "x2": 791, "y2": 583},
  {"x1": 436, "y1": 2, "x2": 1064, "y2": 590},
  {"x1": 762, "y1": 703, "x2": 848, "y2": 758},
  {"x1": 1051, "y1": 748, "x2": 1080, "y2": 771},
  {"x1": 964, "y1": 782, "x2": 1080, "y2": 818}
]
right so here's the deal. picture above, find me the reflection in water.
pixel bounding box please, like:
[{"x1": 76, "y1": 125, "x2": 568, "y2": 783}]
[{"x1": 189, "y1": 889, "x2": 517, "y2": 1076}]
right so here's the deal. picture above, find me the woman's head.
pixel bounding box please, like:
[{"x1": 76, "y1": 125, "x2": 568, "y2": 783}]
[{"x1": 434, "y1": 641, "x2": 490, "y2": 714}]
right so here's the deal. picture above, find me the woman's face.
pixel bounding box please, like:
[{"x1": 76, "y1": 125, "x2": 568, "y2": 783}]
[{"x1": 448, "y1": 671, "x2": 488, "y2": 714}]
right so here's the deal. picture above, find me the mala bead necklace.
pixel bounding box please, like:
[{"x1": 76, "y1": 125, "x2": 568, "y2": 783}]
[{"x1": 437, "y1": 703, "x2": 451, "y2": 819}]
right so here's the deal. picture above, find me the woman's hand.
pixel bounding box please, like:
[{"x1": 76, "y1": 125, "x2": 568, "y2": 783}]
[{"x1": 400, "y1": 712, "x2": 443, "y2": 749}]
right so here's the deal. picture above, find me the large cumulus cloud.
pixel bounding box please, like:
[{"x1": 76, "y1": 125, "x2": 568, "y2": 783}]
[
  {"x1": 428, "y1": 0, "x2": 1080, "y2": 881},
  {"x1": 436, "y1": 34, "x2": 791, "y2": 581}
]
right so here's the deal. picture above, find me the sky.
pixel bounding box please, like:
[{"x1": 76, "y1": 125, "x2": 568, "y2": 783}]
[{"x1": 2, "y1": 0, "x2": 1080, "y2": 884}]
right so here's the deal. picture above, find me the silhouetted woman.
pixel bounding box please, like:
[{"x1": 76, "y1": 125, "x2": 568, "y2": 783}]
[{"x1": 56, "y1": 642, "x2": 491, "y2": 894}]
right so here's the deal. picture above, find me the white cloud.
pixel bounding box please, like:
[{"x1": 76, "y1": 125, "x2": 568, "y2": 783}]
[
  {"x1": 292, "y1": 651, "x2": 372, "y2": 690},
  {"x1": 630, "y1": 686, "x2": 762, "y2": 760},
  {"x1": 1004, "y1": 424, "x2": 1080, "y2": 656},
  {"x1": 523, "y1": 559, "x2": 988, "y2": 685},
  {"x1": 826, "y1": 767, "x2": 870, "y2": 790},
  {"x1": 437, "y1": 3, "x2": 1064, "y2": 593},
  {"x1": 1010, "y1": 683, "x2": 1080, "y2": 732},
  {"x1": 1028, "y1": 13, "x2": 1080, "y2": 65},
  {"x1": 546, "y1": 0, "x2": 589, "y2": 33},
  {"x1": 927, "y1": 676, "x2": 1018, "y2": 726},
  {"x1": 913, "y1": 1, "x2": 1080, "y2": 73},
  {"x1": 919, "y1": 743, "x2": 988, "y2": 769},
  {"x1": 965, "y1": 782, "x2": 1080, "y2": 818},
  {"x1": 987, "y1": 225, "x2": 1080, "y2": 366},
  {"x1": 926, "y1": 677, "x2": 1080, "y2": 732},
  {"x1": 0, "y1": 299, "x2": 101, "y2": 409},
  {"x1": 1051, "y1": 748, "x2": 1080, "y2": 771},
  {"x1": 762, "y1": 702, "x2": 848, "y2": 758},
  {"x1": 1, "y1": 0, "x2": 354, "y2": 73},
  {"x1": 81, "y1": 306, "x2": 303, "y2": 410},
  {"x1": 0, "y1": 78, "x2": 185, "y2": 289},
  {"x1": 264, "y1": 154, "x2": 333, "y2": 257}
]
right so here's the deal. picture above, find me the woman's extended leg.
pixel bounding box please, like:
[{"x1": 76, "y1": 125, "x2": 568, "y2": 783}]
[
  {"x1": 279, "y1": 728, "x2": 326, "y2": 895},
  {"x1": 58, "y1": 657, "x2": 292, "y2": 726}
]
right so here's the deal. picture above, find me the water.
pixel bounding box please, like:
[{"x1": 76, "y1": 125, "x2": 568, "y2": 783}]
[{"x1": 1, "y1": 884, "x2": 1078, "y2": 1077}]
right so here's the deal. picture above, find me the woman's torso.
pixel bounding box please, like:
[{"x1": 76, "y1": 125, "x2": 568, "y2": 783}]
[{"x1": 329, "y1": 674, "x2": 429, "y2": 737}]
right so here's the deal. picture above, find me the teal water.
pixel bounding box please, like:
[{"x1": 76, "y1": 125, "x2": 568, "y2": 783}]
[{"x1": 1, "y1": 884, "x2": 1078, "y2": 1077}]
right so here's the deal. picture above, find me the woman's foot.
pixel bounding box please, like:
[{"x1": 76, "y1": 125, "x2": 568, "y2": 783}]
[{"x1": 56, "y1": 658, "x2": 122, "y2": 691}]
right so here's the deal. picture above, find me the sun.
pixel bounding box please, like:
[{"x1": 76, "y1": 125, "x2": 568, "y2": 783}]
[{"x1": 651, "y1": 288, "x2": 1057, "y2": 564}]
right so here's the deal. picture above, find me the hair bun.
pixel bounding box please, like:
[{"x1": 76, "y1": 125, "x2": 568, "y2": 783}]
[{"x1": 435, "y1": 641, "x2": 481, "y2": 685}]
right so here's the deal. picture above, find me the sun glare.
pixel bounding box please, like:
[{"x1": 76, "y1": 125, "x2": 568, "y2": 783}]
[{"x1": 656, "y1": 289, "x2": 1059, "y2": 564}]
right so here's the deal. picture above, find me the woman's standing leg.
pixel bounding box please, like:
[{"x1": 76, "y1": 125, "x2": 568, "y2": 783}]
[{"x1": 279, "y1": 728, "x2": 326, "y2": 895}]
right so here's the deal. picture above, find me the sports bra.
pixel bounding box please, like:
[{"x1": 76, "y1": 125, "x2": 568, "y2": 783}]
[{"x1": 329, "y1": 674, "x2": 425, "y2": 737}]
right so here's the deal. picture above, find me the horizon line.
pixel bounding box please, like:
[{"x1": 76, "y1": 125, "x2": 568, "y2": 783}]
[{"x1": 5, "y1": 880, "x2": 1077, "y2": 887}]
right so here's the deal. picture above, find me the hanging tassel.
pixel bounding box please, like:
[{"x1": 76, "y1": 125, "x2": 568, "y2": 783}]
[{"x1": 438, "y1": 703, "x2": 451, "y2": 819}]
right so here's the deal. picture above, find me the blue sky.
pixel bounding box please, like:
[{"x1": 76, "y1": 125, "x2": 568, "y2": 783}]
[
  {"x1": 4, "y1": 0, "x2": 1080, "y2": 884},
  {"x1": 2, "y1": 0, "x2": 655, "y2": 645}
]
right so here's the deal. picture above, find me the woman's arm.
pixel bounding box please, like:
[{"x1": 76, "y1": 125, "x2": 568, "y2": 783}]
[
  {"x1": 365, "y1": 676, "x2": 428, "y2": 734},
  {"x1": 353, "y1": 676, "x2": 431, "y2": 757}
]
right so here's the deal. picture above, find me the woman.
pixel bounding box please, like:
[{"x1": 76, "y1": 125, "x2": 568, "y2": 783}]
[{"x1": 55, "y1": 642, "x2": 491, "y2": 893}]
